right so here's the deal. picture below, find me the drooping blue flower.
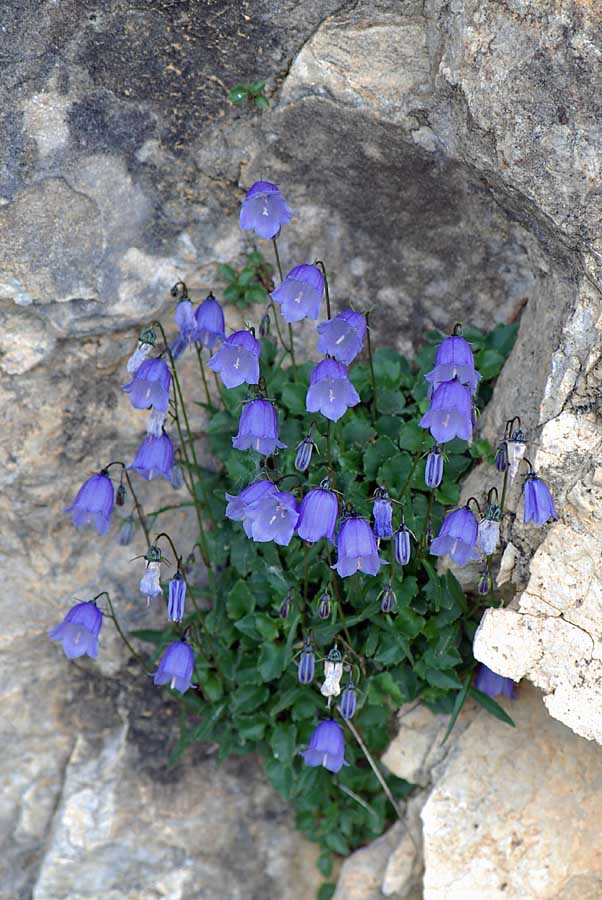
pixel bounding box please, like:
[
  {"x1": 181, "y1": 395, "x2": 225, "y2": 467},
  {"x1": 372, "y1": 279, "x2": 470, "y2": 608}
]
[
  {"x1": 225, "y1": 479, "x2": 278, "y2": 537},
  {"x1": 316, "y1": 310, "x2": 367, "y2": 365},
  {"x1": 168, "y1": 573, "x2": 187, "y2": 623},
  {"x1": 430, "y1": 506, "x2": 479, "y2": 567},
  {"x1": 170, "y1": 299, "x2": 197, "y2": 359},
  {"x1": 318, "y1": 591, "x2": 331, "y2": 619},
  {"x1": 333, "y1": 516, "x2": 387, "y2": 577},
  {"x1": 194, "y1": 294, "x2": 225, "y2": 349},
  {"x1": 245, "y1": 489, "x2": 299, "y2": 545},
  {"x1": 394, "y1": 524, "x2": 411, "y2": 565},
  {"x1": 129, "y1": 432, "x2": 174, "y2": 481},
  {"x1": 271, "y1": 264, "x2": 324, "y2": 323},
  {"x1": 372, "y1": 489, "x2": 393, "y2": 539},
  {"x1": 232, "y1": 399, "x2": 287, "y2": 456},
  {"x1": 425, "y1": 445, "x2": 444, "y2": 489},
  {"x1": 239, "y1": 181, "x2": 292, "y2": 240},
  {"x1": 474, "y1": 663, "x2": 516, "y2": 700},
  {"x1": 339, "y1": 679, "x2": 357, "y2": 720},
  {"x1": 297, "y1": 484, "x2": 338, "y2": 543},
  {"x1": 49, "y1": 601, "x2": 103, "y2": 659},
  {"x1": 153, "y1": 640, "x2": 195, "y2": 694},
  {"x1": 207, "y1": 329, "x2": 260, "y2": 389},
  {"x1": 122, "y1": 357, "x2": 171, "y2": 413},
  {"x1": 426, "y1": 334, "x2": 481, "y2": 395},
  {"x1": 302, "y1": 720, "x2": 348, "y2": 773},
  {"x1": 65, "y1": 472, "x2": 114, "y2": 535},
  {"x1": 140, "y1": 560, "x2": 162, "y2": 601},
  {"x1": 478, "y1": 568, "x2": 490, "y2": 595},
  {"x1": 298, "y1": 637, "x2": 315, "y2": 685},
  {"x1": 477, "y1": 518, "x2": 500, "y2": 555},
  {"x1": 523, "y1": 473, "x2": 558, "y2": 526},
  {"x1": 294, "y1": 432, "x2": 315, "y2": 472},
  {"x1": 306, "y1": 358, "x2": 360, "y2": 423},
  {"x1": 419, "y1": 379, "x2": 474, "y2": 444}
]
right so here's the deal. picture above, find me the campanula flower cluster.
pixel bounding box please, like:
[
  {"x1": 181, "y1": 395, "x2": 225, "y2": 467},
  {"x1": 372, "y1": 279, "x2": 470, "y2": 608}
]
[{"x1": 50, "y1": 173, "x2": 559, "y2": 846}]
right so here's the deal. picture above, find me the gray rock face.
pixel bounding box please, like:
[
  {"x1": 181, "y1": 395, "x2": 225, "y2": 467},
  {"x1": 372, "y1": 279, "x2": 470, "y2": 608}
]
[{"x1": 2, "y1": 0, "x2": 602, "y2": 897}]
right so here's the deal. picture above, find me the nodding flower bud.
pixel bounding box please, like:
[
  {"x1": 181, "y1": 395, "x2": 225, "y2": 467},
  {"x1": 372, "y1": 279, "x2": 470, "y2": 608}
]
[
  {"x1": 168, "y1": 573, "x2": 187, "y2": 623},
  {"x1": 171, "y1": 464, "x2": 184, "y2": 490},
  {"x1": 339, "y1": 678, "x2": 357, "y2": 720},
  {"x1": 425, "y1": 445, "x2": 444, "y2": 489},
  {"x1": 495, "y1": 443, "x2": 508, "y2": 473},
  {"x1": 507, "y1": 428, "x2": 528, "y2": 482},
  {"x1": 321, "y1": 647, "x2": 344, "y2": 700},
  {"x1": 373, "y1": 488, "x2": 393, "y2": 539},
  {"x1": 478, "y1": 568, "x2": 490, "y2": 595},
  {"x1": 380, "y1": 583, "x2": 396, "y2": 613},
  {"x1": 318, "y1": 591, "x2": 331, "y2": 620},
  {"x1": 298, "y1": 637, "x2": 315, "y2": 685},
  {"x1": 118, "y1": 517, "x2": 135, "y2": 546},
  {"x1": 394, "y1": 524, "x2": 411, "y2": 566},
  {"x1": 116, "y1": 483, "x2": 126, "y2": 507},
  {"x1": 259, "y1": 312, "x2": 271, "y2": 337},
  {"x1": 294, "y1": 433, "x2": 315, "y2": 473},
  {"x1": 279, "y1": 590, "x2": 292, "y2": 619}
]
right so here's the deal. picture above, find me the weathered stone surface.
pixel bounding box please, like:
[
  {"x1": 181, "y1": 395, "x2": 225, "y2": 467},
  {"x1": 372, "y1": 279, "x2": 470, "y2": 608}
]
[
  {"x1": 333, "y1": 821, "x2": 421, "y2": 900},
  {"x1": 421, "y1": 685, "x2": 602, "y2": 900},
  {"x1": 381, "y1": 704, "x2": 450, "y2": 787},
  {"x1": 3, "y1": 0, "x2": 602, "y2": 897}
]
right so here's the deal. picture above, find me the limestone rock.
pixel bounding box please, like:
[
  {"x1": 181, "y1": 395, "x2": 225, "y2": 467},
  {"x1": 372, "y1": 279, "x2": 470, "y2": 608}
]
[
  {"x1": 421, "y1": 685, "x2": 602, "y2": 900},
  {"x1": 381, "y1": 705, "x2": 450, "y2": 787}
]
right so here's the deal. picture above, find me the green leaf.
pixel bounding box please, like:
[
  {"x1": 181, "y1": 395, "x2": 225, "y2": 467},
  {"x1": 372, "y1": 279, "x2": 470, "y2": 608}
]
[
  {"x1": 377, "y1": 452, "x2": 412, "y2": 491},
  {"x1": 219, "y1": 263, "x2": 237, "y2": 282},
  {"x1": 376, "y1": 388, "x2": 405, "y2": 415},
  {"x1": 318, "y1": 850, "x2": 334, "y2": 878},
  {"x1": 367, "y1": 672, "x2": 404, "y2": 706},
  {"x1": 475, "y1": 348, "x2": 505, "y2": 380},
  {"x1": 236, "y1": 715, "x2": 267, "y2": 742},
  {"x1": 264, "y1": 756, "x2": 293, "y2": 797},
  {"x1": 281, "y1": 382, "x2": 308, "y2": 416},
  {"x1": 342, "y1": 417, "x2": 376, "y2": 446},
  {"x1": 231, "y1": 684, "x2": 270, "y2": 714},
  {"x1": 254, "y1": 95, "x2": 270, "y2": 110},
  {"x1": 424, "y1": 668, "x2": 463, "y2": 690},
  {"x1": 255, "y1": 613, "x2": 279, "y2": 641},
  {"x1": 317, "y1": 884, "x2": 337, "y2": 900},
  {"x1": 203, "y1": 674, "x2": 224, "y2": 703},
  {"x1": 228, "y1": 85, "x2": 248, "y2": 103},
  {"x1": 249, "y1": 79, "x2": 266, "y2": 93},
  {"x1": 271, "y1": 722, "x2": 297, "y2": 761},
  {"x1": 372, "y1": 347, "x2": 402, "y2": 385},
  {"x1": 223, "y1": 284, "x2": 242, "y2": 303},
  {"x1": 485, "y1": 321, "x2": 518, "y2": 357},
  {"x1": 441, "y1": 673, "x2": 472, "y2": 744},
  {"x1": 227, "y1": 579, "x2": 256, "y2": 619},
  {"x1": 398, "y1": 421, "x2": 429, "y2": 452},
  {"x1": 364, "y1": 436, "x2": 397, "y2": 480},
  {"x1": 257, "y1": 642, "x2": 286, "y2": 681},
  {"x1": 324, "y1": 832, "x2": 350, "y2": 855},
  {"x1": 470, "y1": 687, "x2": 516, "y2": 726},
  {"x1": 128, "y1": 629, "x2": 166, "y2": 645},
  {"x1": 244, "y1": 284, "x2": 268, "y2": 304}
]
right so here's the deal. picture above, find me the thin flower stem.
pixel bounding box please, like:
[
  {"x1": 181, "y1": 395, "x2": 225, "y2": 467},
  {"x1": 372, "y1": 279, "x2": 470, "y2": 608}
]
[
  {"x1": 272, "y1": 237, "x2": 296, "y2": 375},
  {"x1": 121, "y1": 469, "x2": 151, "y2": 546},
  {"x1": 499, "y1": 465, "x2": 509, "y2": 516},
  {"x1": 398, "y1": 453, "x2": 422, "y2": 503},
  {"x1": 268, "y1": 301, "x2": 292, "y2": 354},
  {"x1": 195, "y1": 345, "x2": 214, "y2": 410},
  {"x1": 315, "y1": 260, "x2": 332, "y2": 319},
  {"x1": 97, "y1": 591, "x2": 146, "y2": 666},
  {"x1": 419, "y1": 491, "x2": 435, "y2": 554},
  {"x1": 212, "y1": 370, "x2": 228, "y2": 407},
  {"x1": 344, "y1": 717, "x2": 403, "y2": 819},
  {"x1": 337, "y1": 784, "x2": 379, "y2": 821},
  {"x1": 365, "y1": 313, "x2": 377, "y2": 422}
]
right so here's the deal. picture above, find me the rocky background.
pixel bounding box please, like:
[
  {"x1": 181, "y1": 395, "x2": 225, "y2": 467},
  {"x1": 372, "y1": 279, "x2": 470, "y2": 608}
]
[{"x1": 2, "y1": 1, "x2": 602, "y2": 898}]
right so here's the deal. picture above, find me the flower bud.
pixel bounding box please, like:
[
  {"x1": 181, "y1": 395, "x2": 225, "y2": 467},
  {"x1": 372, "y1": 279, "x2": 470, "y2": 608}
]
[
  {"x1": 171, "y1": 464, "x2": 184, "y2": 490},
  {"x1": 394, "y1": 524, "x2": 411, "y2": 565},
  {"x1": 298, "y1": 637, "x2": 315, "y2": 685},
  {"x1": 494, "y1": 443, "x2": 508, "y2": 473},
  {"x1": 318, "y1": 591, "x2": 331, "y2": 620},
  {"x1": 425, "y1": 445, "x2": 444, "y2": 488},
  {"x1": 380, "y1": 583, "x2": 396, "y2": 613},
  {"x1": 478, "y1": 569, "x2": 490, "y2": 595},
  {"x1": 259, "y1": 312, "x2": 271, "y2": 337},
  {"x1": 279, "y1": 590, "x2": 292, "y2": 619},
  {"x1": 118, "y1": 517, "x2": 135, "y2": 546},
  {"x1": 294, "y1": 433, "x2": 314, "y2": 473},
  {"x1": 340, "y1": 679, "x2": 357, "y2": 720},
  {"x1": 116, "y1": 484, "x2": 126, "y2": 507}
]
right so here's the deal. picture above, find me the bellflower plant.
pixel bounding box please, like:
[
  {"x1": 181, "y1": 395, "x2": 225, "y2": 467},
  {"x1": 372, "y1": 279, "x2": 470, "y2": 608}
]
[
  {"x1": 208, "y1": 329, "x2": 260, "y2": 389},
  {"x1": 271, "y1": 264, "x2": 324, "y2": 322},
  {"x1": 49, "y1": 601, "x2": 103, "y2": 659},
  {"x1": 474, "y1": 664, "x2": 516, "y2": 700},
  {"x1": 57, "y1": 175, "x2": 545, "y2": 886},
  {"x1": 306, "y1": 358, "x2": 360, "y2": 422},
  {"x1": 65, "y1": 472, "x2": 114, "y2": 535},
  {"x1": 316, "y1": 310, "x2": 366, "y2": 365}
]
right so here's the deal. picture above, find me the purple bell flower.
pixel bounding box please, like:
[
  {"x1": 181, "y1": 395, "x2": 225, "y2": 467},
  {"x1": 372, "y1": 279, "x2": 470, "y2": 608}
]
[
  {"x1": 232, "y1": 399, "x2": 287, "y2": 456},
  {"x1": 302, "y1": 720, "x2": 348, "y2": 773},
  {"x1": 168, "y1": 573, "x2": 187, "y2": 623},
  {"x1": 430, "y1": 506, "x2": 479, "y2": 567},
  {"x1": 426, "y1": 334, "x2": 481, "y2": 395},
  {"x1": 333, "y1": 516, "x2": 387, "y2": 577},
  {"x1": 306, "y1": 358, "x2": 360, "y2": 423},
  {"x1": 49, "y1": 601, "x2": 103, "y2": 659},
  {"x1": 339, "y1": 680, "x2": 357, "y2": 720},
  {"x1": 316, "y1": 310, "x2": 367, "y2": 365},
  {"x1": 474, "y1": 663, "x2": 516, "y2": 700},
  {"x1": 298, "y1": 637, "x2": 315, "y2": 685},
  {"x1": 425, "y1": 446, "x2": 444, "y2": 489},
  {"x1": 495, "y1": 443, "x2": 508, "y2": 472},
  {"x1": 122, "y1": 357, "x2": 171, "y2": 414},
  {"x1": 372, "y1": 489, "x2": 393, "y2": 539},
  {"x1": 207, "y1": 330, "x2": 260, "y2": 389},
  {"x1": 523, "y1": 473, "x2": 558, "y2": 526},
  {"x1": 318, "y1": 591, "x2": 331, "y2": 619},
  {"x1": 129, "y1": 432, "x2": 174, "y2": 481},
  {"x1": 271, "y1": 264, "x2": 324, "y2": 323},
  {"x1": 65, "y1": 471, "x2": 114, "y2": 535},
  {"x1": 170, "y1": 299, "x2": 196, "y2": 360},
  {"x1": 225, "y1": 479, "x2": 278, "y2": 537},
  {"x1": 194, "y1": 295, "x2": 225, "y2": 349},
  {"x1": 394, "y1": 524, "x2": 411, "y2": 565},
  {"x1": 153, "y1": 640, "x2": 195, "y2": 694},
  {"x1": 297, "y1": 485, "x2": 338, "y2": 543},
  {"x1": 239, "y1": 181, "x2": 292, "y2": 240},
  {"x1": 419, "y1": 379, "x2": 474, "y2": 444},
  {"x1": 245, "y1": 489, "x2": 299, "y2": 545}
]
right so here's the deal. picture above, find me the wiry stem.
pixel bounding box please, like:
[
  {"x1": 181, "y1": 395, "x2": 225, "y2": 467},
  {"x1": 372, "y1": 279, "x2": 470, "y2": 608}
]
[{"x1": 344, "y1": 717, "x2": 403, "y2": 818}]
